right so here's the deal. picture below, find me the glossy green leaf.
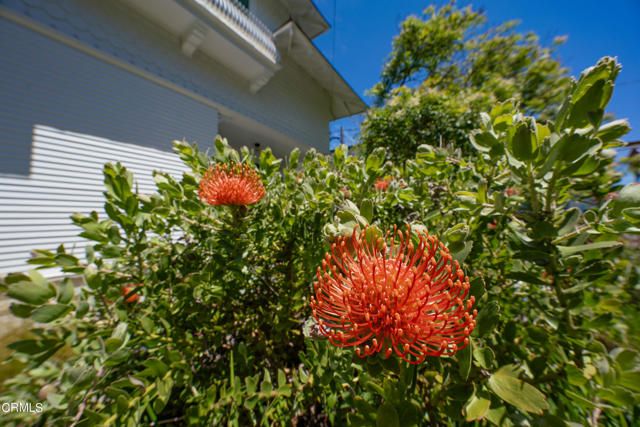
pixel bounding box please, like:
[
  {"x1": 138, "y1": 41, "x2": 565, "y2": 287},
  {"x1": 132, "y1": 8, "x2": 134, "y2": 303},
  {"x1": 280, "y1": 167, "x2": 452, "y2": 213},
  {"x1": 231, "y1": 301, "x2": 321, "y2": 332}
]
[
  {"x1": 7, "y1": 281, "x2": 55, "y2": 305},
  {"x1": 360, "y1": 199, "x2": 374, "y2": 223},
  {"x1": 30, "y1": 304, "x2": 72, "y2": 323},
  {"x1": 333, "y1": 144, "x2": 347, "y2": 168},
  {"x1": 465, "y1": 393, "x2": 491, "y2": 421},
  {"x1": 488, "y1": 365, "x2": 549, "y2": 414},
  {"x1": 57, "y1": 278, "x2": 74, "y2": 304},
  {"x1": 596, "y1": 119, "x2": 631, "y2": 142},
  {"x1": 376, "y1": 402, "x2": 400, "y2": 427},
  {"x1": 472, "y1": 301, "x2": 500, "y2": 338},
  {"x1": 456, "y1": 339, "x2": 472, "y2": 380},
  {"x1": 618, "y1": 371, "x2": 640, "y2": 392},
  {"x1": 558, "y1": 241, "x2": 622, "y2": 256},
  {"x1": 511, "y1": 120, "x2": 537, "y2": 161},
  {"x1": 473, "y1": 347, "x2": 495, "y2": 370}
]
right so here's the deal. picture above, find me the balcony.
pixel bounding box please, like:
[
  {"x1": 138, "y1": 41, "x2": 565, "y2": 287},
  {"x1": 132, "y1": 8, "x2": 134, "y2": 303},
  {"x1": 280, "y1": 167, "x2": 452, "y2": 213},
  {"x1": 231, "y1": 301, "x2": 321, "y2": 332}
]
[
  {"x1": 123, "y1": 0, "x2": 281, "y2": 92},
  {"x1": 185, "y1": 0, "x2": 279, "y2": 65}
]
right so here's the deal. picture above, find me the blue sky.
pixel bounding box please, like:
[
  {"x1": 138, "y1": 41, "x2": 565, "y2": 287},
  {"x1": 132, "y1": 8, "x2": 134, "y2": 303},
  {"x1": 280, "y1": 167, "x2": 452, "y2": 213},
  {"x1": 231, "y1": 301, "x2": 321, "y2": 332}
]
[{"x1": 312, "y1": 0, "x2": 640, "y2": 169}]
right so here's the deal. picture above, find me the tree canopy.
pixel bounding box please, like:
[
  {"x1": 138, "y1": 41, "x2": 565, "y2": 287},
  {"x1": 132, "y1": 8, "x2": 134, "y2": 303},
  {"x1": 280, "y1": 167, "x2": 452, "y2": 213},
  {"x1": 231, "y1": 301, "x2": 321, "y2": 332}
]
[{"x1": 362, "y1": 2, "x2": 572, "y2": 160}]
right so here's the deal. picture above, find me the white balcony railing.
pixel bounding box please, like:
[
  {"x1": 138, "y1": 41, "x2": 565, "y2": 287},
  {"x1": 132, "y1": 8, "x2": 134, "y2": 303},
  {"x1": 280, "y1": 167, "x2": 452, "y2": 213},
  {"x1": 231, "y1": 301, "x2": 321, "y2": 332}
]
[{"x1": 193, "y1": 0, "x2": 279, "y2": 64}]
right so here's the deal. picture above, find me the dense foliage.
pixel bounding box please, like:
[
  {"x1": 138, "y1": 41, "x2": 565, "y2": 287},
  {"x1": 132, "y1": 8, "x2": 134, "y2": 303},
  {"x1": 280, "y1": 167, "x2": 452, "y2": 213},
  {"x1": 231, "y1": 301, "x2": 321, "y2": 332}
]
[
  {"x1": 1, "y1": 57, "x2": 639, "y2": 426},
  {"x1": 361, "y1": 2, "x2": 571, "y2": 160}
]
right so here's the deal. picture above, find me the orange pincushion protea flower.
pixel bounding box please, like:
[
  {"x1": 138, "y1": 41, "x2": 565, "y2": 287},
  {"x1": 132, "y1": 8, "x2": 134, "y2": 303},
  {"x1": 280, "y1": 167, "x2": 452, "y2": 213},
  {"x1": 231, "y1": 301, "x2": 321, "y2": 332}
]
[
  {"x1": 121, "y1": 284, "x2": 142, "y2": 303},
  {"x1": 198, "y1": 162, "x2": 265, "y2": 206},
  {"x1": 310, "y1": 225, "x2": 477, "y2": 364},
  {"x1": 374, "y1": 177, "x2": 391, "y2": 191}
]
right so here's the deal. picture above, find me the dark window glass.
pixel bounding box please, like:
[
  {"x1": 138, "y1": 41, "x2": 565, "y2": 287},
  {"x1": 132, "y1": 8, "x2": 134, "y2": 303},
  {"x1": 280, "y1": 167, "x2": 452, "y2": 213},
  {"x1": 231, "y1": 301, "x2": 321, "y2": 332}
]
[{"x1": 238, "y1": 0, "x2": 249, "y2": 9}]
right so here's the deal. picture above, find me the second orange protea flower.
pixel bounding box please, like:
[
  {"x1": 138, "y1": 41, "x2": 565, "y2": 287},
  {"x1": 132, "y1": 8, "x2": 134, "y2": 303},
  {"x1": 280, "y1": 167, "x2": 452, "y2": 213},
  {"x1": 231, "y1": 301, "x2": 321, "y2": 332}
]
[
  {"x1": 374, "y1": 177, "x2": 391, "y2": 191},
  {"x1": 198, "y1": 162, "x2": 266, "y2": 206},
  {"x1": 310, "y1": 225, "x2": 477, "y2": 364}
]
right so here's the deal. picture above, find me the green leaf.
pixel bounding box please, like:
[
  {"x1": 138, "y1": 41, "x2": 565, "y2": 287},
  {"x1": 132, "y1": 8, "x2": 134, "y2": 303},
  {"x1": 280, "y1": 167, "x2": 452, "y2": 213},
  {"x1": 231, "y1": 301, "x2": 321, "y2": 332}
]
[
  {"x1": 612, "y1": 183, "x2": 640, "y2": 215},
  {"x1": 360, "y1": 199, "x2": 373, "y2": 224},
  {"x1": 472, "y1": 301, "x2": 500, "y2": 338},
  {"x1": 105, "y1": 337, "x2": 123, "y2": 353},
  {"x1": 7, "y1": 281, "x2": 55, "y2": 305},
  {"x1": 288, "y1": 148, "x2": 300, "y2": 169},
  {"x1": 563, "y1": 155, "x2": 600, "y2": 177},
  {"x1": 353, "y1": 397, "x2": 376, "y2": 421},
  {"x1": 611, "y1": 348, "x2": 640, "y2": 371},
  {"x1": 261, "y1": 369, "x2": 273, "y2": 395},
  {"x1": 566, "y1": 364, "x2": 587, "y2": 386},
  {"x1": 140, "y1": 316, "x2": 155, "y2": 334},
  {"x1": 597, "y1": 386, "x2": 635, "y2": 407},
  {"x1": 469, "y1": 277, "x2": 485, "y2": 302},
  {"x1": 30, "y1": 304, "x2": 72, "y2": 323},
  {"x1": 54, "y1": 254, "x2": 78, "y2": 267},
  {"x1": 376, "y1": 402, "x2": 400, "y2": 427},
  {"x1": 445, "y1": 223, "x2": 469, "y2": 244},
  {"x1": 9, "y1": 303, "x2": 35, "y2": 318},
  {"x1": 526, "y1": 326, "x2": 547, "y2": 343},
  {"x1": 57, "y1": 278, "x2": 74, "y2": 304},
  {"x1": 143, "y1": 359, "x2": 169, "y2": 377},
  {"x1": 622, "y1": 207, "x2": 640, "y2": 224},
  {"x1": 487, "y1": 365, "x2": 549, "y2": 414},
  {"x1": 278, "y1": 369, "x2": 287, "y2": 388},
  {"x1": 557, "y1": 241, "x2": 622, "y2": 256},
  {"x1": 485, "y1": 405, "x2": 507, "y2": 427},
  {"x1": 244, "y1": 395, "x2": 259, "y2": 410},
  {"x1": 511, "y1": 120, "x2": 537, "y2": 161},
  {"x1": 557, "y1": 207, "x2": 580, "y2": 236},
  {"x1": 557, "y1": 134, "x2": 598, "y2": 164},
  {"x1": 245, "y1": 375, "x2": 259, "y2": 395},
  {"x1": 451, "y1": 240, "x2": 473, "y2": 264},
  {"x1": 469, "y1": 130, "x2": 499, "y2": 153},
  {"x1": 618, "y1": 371, "x2": 640, "y2": 392},
  {"x1": 333, "y1": 144, "x2": 347, "y2": 168},
  {"x1": 506, "y1": 272, "x2": 546, "y2": 286},
  {"x1": 365, "y1": 148, "x2": 385, "y2": 177},
  {"x1": 8, "y1": 339, "x2": 57, "y2": 355},
  {"x1": 565, "y1": 390, "x2": 613, "y2": 409},
  {"x1": 596, "y1": 119, "x2": 630, "y2": 142},
  {"x1": 465, "y1": 392, "x2": 491, "y2": 421},
  {"x1": 567, "y1": 57, "x2": 619, "y2": 128},
  {"x1": 456, "y1": 339, "x2": 472, "y2": 380},
  {"x1": 473, "y1": 347, "x2": 495, "y2": 370},
  {"x1": 397, "y1": 400, "x2": 420, "y2": 426}
]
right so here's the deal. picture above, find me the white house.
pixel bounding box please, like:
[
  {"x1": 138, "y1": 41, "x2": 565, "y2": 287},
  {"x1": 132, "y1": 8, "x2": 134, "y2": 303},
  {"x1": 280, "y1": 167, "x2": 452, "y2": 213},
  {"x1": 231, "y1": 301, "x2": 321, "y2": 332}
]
[{"x1": 0, "y1": 0, "x2": 366, "y2": 274}]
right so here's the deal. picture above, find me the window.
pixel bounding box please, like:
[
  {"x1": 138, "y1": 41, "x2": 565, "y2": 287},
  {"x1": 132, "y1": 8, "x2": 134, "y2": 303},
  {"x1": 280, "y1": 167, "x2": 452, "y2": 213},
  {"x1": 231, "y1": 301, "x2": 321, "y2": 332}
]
[{"x1": 238, "y1": 0, "x2": 249, "y2": 10}]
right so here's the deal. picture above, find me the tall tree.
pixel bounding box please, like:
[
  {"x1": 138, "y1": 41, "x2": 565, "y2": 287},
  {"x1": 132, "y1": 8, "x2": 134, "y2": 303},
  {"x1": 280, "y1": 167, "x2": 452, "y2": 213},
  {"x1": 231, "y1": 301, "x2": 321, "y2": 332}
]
[{"x1": 362, "y1": 2, "x2": 571, "y2": 160}]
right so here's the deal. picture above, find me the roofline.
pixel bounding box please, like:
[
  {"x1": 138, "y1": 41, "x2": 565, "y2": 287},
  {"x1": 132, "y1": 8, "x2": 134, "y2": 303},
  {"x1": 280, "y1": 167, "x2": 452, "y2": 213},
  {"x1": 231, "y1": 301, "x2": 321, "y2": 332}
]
[
  {"x1": 274, "y1": 20, "x2": 367, "y2": 120},
  {"x1": 307, "y1": 0, "x2": 330, "y2": 36},
  {"x1": 277, "y1": 0, "x2": 330, "y2": 39}
]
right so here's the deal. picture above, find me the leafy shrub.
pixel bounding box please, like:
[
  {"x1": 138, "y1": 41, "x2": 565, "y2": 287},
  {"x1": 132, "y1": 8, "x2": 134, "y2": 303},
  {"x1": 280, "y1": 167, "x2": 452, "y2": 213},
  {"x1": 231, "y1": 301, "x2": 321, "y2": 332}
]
[{"x1": 1, "y1": 57, "x2": 639, "y2": 426}]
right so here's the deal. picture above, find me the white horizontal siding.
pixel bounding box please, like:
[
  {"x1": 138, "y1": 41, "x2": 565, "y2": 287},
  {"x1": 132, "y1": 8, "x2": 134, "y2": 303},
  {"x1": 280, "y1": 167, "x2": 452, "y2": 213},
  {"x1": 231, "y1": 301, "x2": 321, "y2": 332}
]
[
  {"x1": 0, "y1": 126, "x2": 192, "y2": 274},
  {"x1": 0, "y1": 18, "x2": 219, "y2": 275}
]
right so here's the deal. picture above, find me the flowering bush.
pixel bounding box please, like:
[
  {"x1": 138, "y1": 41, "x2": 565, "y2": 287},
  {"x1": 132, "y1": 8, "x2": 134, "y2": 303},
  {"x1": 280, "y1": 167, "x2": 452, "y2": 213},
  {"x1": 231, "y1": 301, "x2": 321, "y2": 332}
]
[{"x1": 1, "y1": 57, "x2": 639, "y2": 425}]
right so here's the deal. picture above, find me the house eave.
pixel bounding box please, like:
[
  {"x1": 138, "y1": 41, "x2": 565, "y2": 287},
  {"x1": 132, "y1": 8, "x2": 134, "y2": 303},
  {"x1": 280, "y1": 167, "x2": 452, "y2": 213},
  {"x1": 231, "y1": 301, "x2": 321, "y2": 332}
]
[
  {"x1": 121, "y1": 0, "x2": 281, "y2": 93},
  {"x1": 277, "y1": 0, "x2": 330, "y2": 39},
  {"x1": 274, "y1": 21, "x2": 367, "y2": 120}
]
